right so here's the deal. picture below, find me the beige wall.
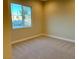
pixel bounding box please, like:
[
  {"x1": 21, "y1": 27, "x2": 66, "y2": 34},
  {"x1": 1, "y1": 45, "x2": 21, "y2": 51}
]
[
  {"x1": 4, "y1": 0, "x2": 12, "y2": 59},
  {"x1": 10, "y1": 0, "x2": 75, "y2": 42},
  {"x1": 44, "y1": 1, "x2": 75, "y2": 40},
  {"x1": 11, "y1": 0, "x2": 43, "y2": 41}
]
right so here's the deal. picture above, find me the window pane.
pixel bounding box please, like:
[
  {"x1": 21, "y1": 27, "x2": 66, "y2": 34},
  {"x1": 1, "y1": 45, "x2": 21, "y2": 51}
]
[
  {"x1": 23, "y1": 6, "x2": 32, "y2": 27},
  {"x1": 11, "y1": 3, "x2": 32, "y2": 29},
  {"x1": 11, "y1": 3, "x2": 23, "y2": 29}
]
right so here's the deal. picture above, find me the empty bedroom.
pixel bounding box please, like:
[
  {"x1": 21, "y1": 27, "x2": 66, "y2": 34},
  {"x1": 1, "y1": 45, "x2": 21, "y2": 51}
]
[{"x1": 4, "y1": 0, "x2": 75, "y2": 59}]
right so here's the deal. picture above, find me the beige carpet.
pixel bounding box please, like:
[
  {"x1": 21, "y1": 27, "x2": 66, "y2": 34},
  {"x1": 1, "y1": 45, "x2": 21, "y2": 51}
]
[{"x1": 12, "y1": 36, "x2": 75, "y2": 59}]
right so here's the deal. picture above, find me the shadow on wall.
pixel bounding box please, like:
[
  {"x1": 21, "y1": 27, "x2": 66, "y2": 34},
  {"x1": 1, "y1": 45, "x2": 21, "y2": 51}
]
[{"x1": 44, "y1": 1, "x2": 75, "y2": 40}]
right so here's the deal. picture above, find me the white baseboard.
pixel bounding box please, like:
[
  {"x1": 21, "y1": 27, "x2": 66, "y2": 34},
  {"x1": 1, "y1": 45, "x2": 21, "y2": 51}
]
[
  {"x1": 11, "y1": 33, "x2": 75, "y2": 45},
  {"x1": 11, "y1": 34, "x2": 42, "y2": 45},
  {"x1": 43, "y1": 34, "x2": 75, "y2": 43}
]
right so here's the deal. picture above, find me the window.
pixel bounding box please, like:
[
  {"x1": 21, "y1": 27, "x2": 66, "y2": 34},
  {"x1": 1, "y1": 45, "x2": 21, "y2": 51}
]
[{"x1": 11, "y1": 3, "x2": 32, "y2": 29}]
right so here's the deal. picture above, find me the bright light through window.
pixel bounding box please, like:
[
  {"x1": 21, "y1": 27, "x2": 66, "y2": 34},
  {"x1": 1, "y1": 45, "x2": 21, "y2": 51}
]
[{"x1": 11, "y1": 3, "x2": 32, "y2": 29}]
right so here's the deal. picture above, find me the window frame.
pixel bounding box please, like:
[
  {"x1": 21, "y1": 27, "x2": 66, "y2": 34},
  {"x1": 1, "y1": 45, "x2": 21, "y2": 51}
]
[{"x1": 10, "y1": 3, "x2": 32, "y2": 30}]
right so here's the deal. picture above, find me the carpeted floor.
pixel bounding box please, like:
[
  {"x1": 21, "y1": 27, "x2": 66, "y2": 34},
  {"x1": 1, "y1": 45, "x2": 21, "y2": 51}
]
[{"x1": 12, "y1": 36, "x2": 75, "y2": 59}]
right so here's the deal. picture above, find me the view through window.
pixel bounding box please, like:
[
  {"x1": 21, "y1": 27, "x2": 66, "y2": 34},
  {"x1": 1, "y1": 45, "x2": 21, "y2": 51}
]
[{"x1": 11, "y1": 3, "x2": 32, "y2": 29}]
